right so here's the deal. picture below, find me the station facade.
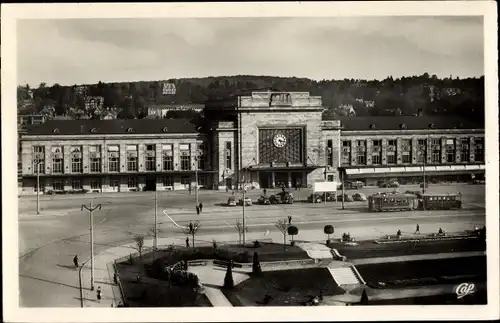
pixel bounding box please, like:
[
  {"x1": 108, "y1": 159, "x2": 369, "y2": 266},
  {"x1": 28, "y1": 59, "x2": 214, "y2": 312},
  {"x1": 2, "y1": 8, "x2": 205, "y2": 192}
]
[{"x1": 19, "y1": 90, "x2": 485, "y2": 195}]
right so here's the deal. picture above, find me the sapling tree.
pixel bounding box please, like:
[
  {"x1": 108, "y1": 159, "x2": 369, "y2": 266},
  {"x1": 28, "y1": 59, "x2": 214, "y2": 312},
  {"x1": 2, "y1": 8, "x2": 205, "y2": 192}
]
[
  {"x1": 235, "y1": 219, "x2": 248, "y2": 246},
  {"x1": 186, "y1": 220, "x2": 201, "y2": 248},
  {"x1": 134, "y1": 234, "x2": 145, "y2": 257},
  {"x1": 275, "y1": 218, "x2": 289, "y2": 246}
]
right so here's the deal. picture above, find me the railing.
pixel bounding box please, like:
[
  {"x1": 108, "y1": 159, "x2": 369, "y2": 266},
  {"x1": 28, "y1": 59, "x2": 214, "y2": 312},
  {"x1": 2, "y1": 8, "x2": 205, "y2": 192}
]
[{"x1": 113, "y1": 260, "x2": 127, "y2": 306}]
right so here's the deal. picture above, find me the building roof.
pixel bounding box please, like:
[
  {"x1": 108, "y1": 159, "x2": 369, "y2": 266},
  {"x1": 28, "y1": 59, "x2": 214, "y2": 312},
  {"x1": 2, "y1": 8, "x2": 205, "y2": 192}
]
[
  {"x1": 330, "y1": 116, "x2": 483, "y2": 131},
  {"x1": 25, "y1": 119, "x2": 201, "y2": 136}
]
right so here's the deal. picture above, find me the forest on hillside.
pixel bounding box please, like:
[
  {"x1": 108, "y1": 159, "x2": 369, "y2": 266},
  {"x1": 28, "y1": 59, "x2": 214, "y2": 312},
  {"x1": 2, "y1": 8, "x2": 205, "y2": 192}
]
[{"x1": 17, "y1": 74, "x2": 485, "y2": 125}]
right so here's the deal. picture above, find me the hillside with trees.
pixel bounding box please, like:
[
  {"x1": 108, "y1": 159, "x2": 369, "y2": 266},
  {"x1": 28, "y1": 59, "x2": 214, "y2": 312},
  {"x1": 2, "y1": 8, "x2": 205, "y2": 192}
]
[{"x1": 17, "y1": 74, "x2": 485, "y2": 125}]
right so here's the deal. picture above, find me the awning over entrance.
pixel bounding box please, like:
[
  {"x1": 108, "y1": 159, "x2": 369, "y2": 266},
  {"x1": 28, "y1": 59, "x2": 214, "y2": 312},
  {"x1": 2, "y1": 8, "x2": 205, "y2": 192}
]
[{"x1": 345, "y1": 164, "x2": 485, "y2": 178}]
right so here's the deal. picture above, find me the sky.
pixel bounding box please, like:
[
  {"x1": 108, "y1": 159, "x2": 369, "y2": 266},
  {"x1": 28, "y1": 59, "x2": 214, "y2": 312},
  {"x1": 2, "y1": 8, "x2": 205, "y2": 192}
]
[{"x1": 17, "y1": 16, "x2": 484, "y2": 87}]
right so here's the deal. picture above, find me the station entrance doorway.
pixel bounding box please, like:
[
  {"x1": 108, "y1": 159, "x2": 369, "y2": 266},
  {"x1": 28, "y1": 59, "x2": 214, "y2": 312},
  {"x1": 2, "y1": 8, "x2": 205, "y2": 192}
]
[{"x1": 144, "y1": 175, "x2": 157, "y2": 191}]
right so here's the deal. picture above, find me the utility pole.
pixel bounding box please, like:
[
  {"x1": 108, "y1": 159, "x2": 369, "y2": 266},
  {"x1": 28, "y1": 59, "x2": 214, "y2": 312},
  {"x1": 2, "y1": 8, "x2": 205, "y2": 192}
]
[
  {"x1": 340, "y1": 169, "x2": 345, "y2": 210},
  {"x1": 195, "y1": 156, "x2": 199, "y2": 207},
  {"x1": 154, "y1": 191, "x2": 158, "y2": 258},
  {"x1": 81, "y1": 200, "x2": 101, "y2": 291},
  {"x1": 242, "y1": 189, "x2": 246, "y2": 245},
  {"x1": 36, "y1": 162, "x2": 41, "y2": 214}
]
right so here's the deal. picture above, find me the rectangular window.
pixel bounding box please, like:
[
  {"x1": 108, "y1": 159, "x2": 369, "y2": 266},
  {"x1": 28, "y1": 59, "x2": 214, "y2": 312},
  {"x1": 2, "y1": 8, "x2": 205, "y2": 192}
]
[
  {"x1": 475, "y1": 138, "x2": 484, "y2": 162},
  {"x1": 52, "y1": 158, "x2": 64, "y2": 174},
  {"x1": 327, "y1": 175, "x2": 334, "y2": 182},
  {"x1": 417, "y1": 150, "x2": 426, "y2": 163},
  {"x1": 32, "y1": 146, "x2": 45, "y2": 174},
  {"x1": 327, "y1": 140, "x2": 333, "y2": 166},
  {"x1": 110, "y1": 178, "x2": 120, "y2": 190},
  {"x1": 447, "y1": 149, "x2": 455, "y2": 163},
  {"x1": 162, "y1": 144, "x2": 174, "y2": 171},
  {"x1": 145, "y1": 144, "x2": 156, "y2": 171},
  {"x1": 388, "y1": 140, "x2": 397, "y2": 146},
  {"x1": 197, "y1": 143, "x2": 205, "y2": 170},
  {"x1": 373, "y1": 140, "x2": 381, "y2": 146},
  {"x1": 225, "y1": 141, "x2": 232, "y2": 169},
  {"x1": 91, "y1": 179, "x2": 102, "y2": 190},
  {"x1": 89, "y1": 145, "x2": 101, "y2": 173},
  {"x1": 71, "y1": 146, "x2": 83, "y2": 173},
  {"x1": 387, "y1": 154, "x2": 396, "y2": 164},
  {"x1": 402, "y1": 154, "x2": 412, "y2": 164},
  {"x1": 356, "y1": 140, "x2": 365, "y2": 147},
  {"x1": 432, "y1": 149, "x2": 441, "y2": 163},
  {"x1": 372, "y1": 154, "x2": 381, "y2": 165},
  {"x1": 127, "y1": 145, "x2": 138, "y2": 172},
  {"x1": 446, "y1": 139, "x2": 455, "y2": 145},
  {"x1": 127, "y1": 176, "x2": 137, "y2": 188},
  {"x1": 161, "y1": 176, "x2": 173, "y2": 187},
  {"x1": 418, "y1": 139, "x2": 426, "y2": 146},
  {"x1": 108, "y1": 146, "x2": 120, "y2": 172},
  {"x1": 401, "y1": 139, "x2": 411, "y2": 164},
  {"x1": 341, "y1": 141, "x2": 351, "y2": 166},
  {"x1": 461, "y1": 149, "x2": 470, "y2": 163},
  {"x1": 71, "y1": 179, "x2": 82, "y2": 190},
  {"x1": 180, "y1": 143, "x2": 191, "y2": 171},
  {"x1": 356, "y1": 154, "x2": 366, "y2": 165},
  {"x1": 52, "y1": 180, "x2": 64, "y2": 191},
  {"x1": 431, "y1": 138, "x2": 440, "y2": 146}
]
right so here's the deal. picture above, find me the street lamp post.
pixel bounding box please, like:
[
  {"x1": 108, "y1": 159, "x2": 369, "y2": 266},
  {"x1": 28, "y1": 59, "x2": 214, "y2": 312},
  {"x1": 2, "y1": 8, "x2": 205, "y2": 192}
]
[
  {"x1": 242, "y1": 188, "x2": 247, "y2": 244},
  {"x1": 36, "y1": 162, "x2": 41, "y2": 214},
  {"x1": 338, "y1": 167, "x2": 345, "y2": 210},
  {"x1": 81, "y1": 200, "x2": 101, "y2": 291}
]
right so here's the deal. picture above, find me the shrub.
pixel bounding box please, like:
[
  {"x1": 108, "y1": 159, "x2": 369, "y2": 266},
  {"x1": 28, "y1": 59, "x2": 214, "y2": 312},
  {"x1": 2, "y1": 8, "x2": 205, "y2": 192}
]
[
  {"x1": 287, "y1": 225, "x2": 299, "y2": 243},
  {"x1": 324, "y1": 225, "x2": 334, "y2": 244}
]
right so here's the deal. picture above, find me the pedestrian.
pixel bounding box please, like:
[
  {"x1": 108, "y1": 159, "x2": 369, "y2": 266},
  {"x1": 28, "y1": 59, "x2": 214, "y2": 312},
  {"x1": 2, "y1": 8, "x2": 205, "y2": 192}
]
[
  {"x1": 199, "y1": 202, "x2": 203, "y2": 213},
  {"x1": 263, "y1": 188, "x2": 267, "y2": 196},
  {"x1": 73, "y1": 255, "x2": 79, "y2": 268},
  {"x1": 186, "y1": 236, "x2": 190, "y2": 248},
  {"x1": 288, "y1": 215, "x2": 292, "y2": 225},
  {"x1": 415, "y1": 224, "x2": 420, "y2": 234},
  {"x1": 196, "y1": 206, "x2": 200, "y2": 215},
  {"x1": 188, "y1": 184, "x2": 192, "y2": 195},
  {"x1": 189, "y1": 221, "x2": 194, "y2": 233},
  {"x1": 113, "y1": 272, "x2": 118, "y2": 285},
  {"x1": 96, "y1": 286, "x2": 102, "y2": 303},
  {"x1": 397, "y1": 229, "x2": 402, "y2": 238}
]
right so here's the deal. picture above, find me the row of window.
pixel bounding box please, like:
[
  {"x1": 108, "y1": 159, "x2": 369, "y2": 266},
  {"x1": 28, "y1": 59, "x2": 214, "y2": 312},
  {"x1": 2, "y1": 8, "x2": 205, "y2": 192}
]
[
  {"x1": 341, "y1": 137, "x2": 484, "y2": 166},
  {"x1": 39, "y1": 175, "x2": 207, "y2": 191}
]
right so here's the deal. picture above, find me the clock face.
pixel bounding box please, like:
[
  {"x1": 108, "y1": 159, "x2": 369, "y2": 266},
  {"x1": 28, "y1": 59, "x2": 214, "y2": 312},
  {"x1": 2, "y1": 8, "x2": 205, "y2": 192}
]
[{"x1": 273, "y1": 133, "x2": 287, "y2": 148}]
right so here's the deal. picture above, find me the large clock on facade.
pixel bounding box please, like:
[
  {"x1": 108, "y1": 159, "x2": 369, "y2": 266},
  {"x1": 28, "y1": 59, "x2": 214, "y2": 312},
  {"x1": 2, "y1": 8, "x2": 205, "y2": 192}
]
[{"x1": 273, "y1": 133, "x2": 287, "y2": 148}]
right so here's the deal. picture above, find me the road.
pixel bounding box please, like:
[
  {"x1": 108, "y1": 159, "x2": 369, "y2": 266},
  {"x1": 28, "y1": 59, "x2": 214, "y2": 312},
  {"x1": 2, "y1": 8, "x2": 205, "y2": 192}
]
[{"x1": 18, "y1": 183, "x2": 485, "y2": 307}]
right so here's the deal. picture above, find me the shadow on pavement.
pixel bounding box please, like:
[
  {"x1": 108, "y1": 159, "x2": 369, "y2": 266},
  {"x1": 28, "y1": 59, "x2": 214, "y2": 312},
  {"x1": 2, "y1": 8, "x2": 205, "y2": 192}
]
[
  {"x1": 57, "y1": 264, "x2": 78, "y2": 270},
  {"x1": 20, "y1": 274, "x2": 79, "y2": 290},
  {"x1": 73, "y1": 296, "x2": 98, "y2": 303}
]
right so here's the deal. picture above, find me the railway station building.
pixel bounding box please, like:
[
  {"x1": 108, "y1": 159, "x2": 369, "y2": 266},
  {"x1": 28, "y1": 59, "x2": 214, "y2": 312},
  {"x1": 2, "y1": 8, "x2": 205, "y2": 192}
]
[{"x1": 19, "y1": 90, "x2": 485, "y2": 195}]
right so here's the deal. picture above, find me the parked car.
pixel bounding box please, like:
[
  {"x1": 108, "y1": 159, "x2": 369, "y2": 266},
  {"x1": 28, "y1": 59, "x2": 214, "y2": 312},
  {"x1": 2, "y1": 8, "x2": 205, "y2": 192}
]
[
  {"x1": 227, "y1": 196, "x2": 237, "y2": 207},
  {"x1": 378, "y1": 180, "x2": 400, "y2": 188},
  {"x1": 351, "y1": 192, "x2": 367, "y2": 201},
  {"x1": 308, "y1": 192, "x2": 336, "y2": 203},
  {"x1": 238, "y1": 196, "x2": 253, "y2": 206},
  {"x1": 257, "y1": 195, "x2": 271, "y2": 205},
  {"x1": 342, "y1": 180, "x2": 364, "y2": 190},
  {"x1": 337, "y1": 194, "x2": 354, "y2": 202},
  {"x1": 270, "y1": 191, "x2": 294, "y2": 204}
]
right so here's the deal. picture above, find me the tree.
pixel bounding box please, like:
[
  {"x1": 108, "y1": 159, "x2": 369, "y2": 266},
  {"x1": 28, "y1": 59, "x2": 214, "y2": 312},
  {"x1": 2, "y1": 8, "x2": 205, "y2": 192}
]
[
  {"x1": 234, "y1": 219, "x2": 248, "y2": 246},
  {"x1": 275, "y1": 219, "x2": 289, "y2": 246},
  {"x1": 223, "y1": 261, "x2": 234, "y2": 289},
  {"x1": 252, "y1": 252, "x2": 262, "y2": 275},
  {"x1": 134, "y1": 234, "x2": 145, "y2": 257},
  {"x1": 324, "y1": 225, "x2": 334, "y2": 244},
  {"x1": 187, "y1": 220, "x2": 201, "y2": 247},
  {"x1": 287, "y1": 226, "x2": 299, "y2": 245}
]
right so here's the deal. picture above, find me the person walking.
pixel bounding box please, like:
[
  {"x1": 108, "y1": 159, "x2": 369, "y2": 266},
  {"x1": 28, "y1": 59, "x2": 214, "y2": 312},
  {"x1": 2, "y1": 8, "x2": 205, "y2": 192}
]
[
  {"x1": 288, "y1": 215, "x2": 292, "y2": 225},
  {"x1": 73, "y1": 255, "x2": 79, "y2": 268},
  {"x1": 96, "y1": 286, "x2": 102, "y2": 303},
  {"x1": 199, "y1": 202, "x2": 203, "y2": 213},
  {"x1": 188, "y1": 184, "x2": 192, "y2": 195},
  {"x1": 196, "y1": 205, "x2": 200, "y2": 215},
  {"x1": 186, "y1": 236, "x2": 190, "y2": 248},
  {"x1": 415, "y1": 224, "x2": 420, "y2": 234}
]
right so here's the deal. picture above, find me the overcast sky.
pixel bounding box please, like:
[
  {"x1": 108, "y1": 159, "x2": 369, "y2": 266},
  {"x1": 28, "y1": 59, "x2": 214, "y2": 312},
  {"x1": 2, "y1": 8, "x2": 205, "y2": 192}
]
[{"x1": 17, "y1": 16, "x2": 484, "y2": 87}]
